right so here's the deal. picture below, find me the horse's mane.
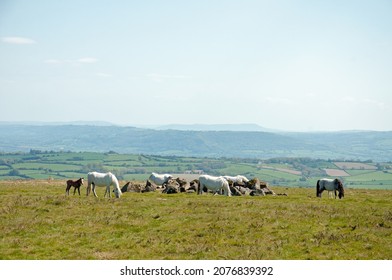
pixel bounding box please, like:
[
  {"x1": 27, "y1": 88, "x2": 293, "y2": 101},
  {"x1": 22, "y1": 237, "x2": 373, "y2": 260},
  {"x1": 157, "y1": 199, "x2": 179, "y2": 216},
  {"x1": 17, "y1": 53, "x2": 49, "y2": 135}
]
[{"x1": 110, "y1": 173, "x2": 120, "y2": 189}]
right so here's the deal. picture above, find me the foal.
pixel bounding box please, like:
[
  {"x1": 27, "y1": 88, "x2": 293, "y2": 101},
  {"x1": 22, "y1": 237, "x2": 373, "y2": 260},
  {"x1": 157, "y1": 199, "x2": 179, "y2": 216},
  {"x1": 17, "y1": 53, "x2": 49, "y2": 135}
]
[{"x1": 65, "y1": 178, "x2": 84, "y2": 195}]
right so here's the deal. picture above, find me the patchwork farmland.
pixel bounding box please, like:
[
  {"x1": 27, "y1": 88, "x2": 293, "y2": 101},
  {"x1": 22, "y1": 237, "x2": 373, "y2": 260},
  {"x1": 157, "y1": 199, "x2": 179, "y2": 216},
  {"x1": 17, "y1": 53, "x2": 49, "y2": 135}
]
[{"x1": 1, "y1": 151, "x2": 391, "y2": 189}]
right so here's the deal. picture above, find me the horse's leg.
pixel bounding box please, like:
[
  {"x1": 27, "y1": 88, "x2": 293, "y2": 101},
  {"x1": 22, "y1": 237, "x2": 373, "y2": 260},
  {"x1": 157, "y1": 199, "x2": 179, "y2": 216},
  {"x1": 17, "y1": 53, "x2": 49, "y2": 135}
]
[
  {"x1": 103, "y1": 185, "x2": 110, "y2": 197},
  {"x1": 92, "y1": 183, "x2": 98, "y2": 197},
  {"x1": 73, "y1": 186, "x2": 76, "y2": 195},
  {"x1": 223, "y1": 183, "x2": 231, "y2": 196},
  {"x1": 222, "y1": 186, "x2": 226, "y2": 196},
  {"x1": 86, "y1": 183, "x2": 91, "y2": 196},
  {"x1": 77, "y1": 186, "x2": 80, "y2": 196},
  {"x1": 197, "y1": 182, "x2": 202, "y2": 195},
  {"x1": 66, "y1": 182, "x2": 72, "y2": 195},
  {"x1": 106, "y1": 186, "x2": 111, "y2": 198}
]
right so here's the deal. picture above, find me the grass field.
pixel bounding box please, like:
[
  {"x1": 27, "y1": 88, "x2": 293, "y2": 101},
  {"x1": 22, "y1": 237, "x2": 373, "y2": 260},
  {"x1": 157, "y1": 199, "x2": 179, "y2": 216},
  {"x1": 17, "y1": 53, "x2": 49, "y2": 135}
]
[{"x1": 1, "y1": 180, "x2": 391, "y2": 260}]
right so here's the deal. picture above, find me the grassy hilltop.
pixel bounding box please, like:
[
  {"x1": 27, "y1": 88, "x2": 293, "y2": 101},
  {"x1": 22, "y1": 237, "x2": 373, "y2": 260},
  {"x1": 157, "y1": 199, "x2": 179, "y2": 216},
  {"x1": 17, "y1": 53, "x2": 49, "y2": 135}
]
[
  {"x1": 1, "y1": 150, "x2": 391, "y2": 260},
  {"x1": 0, "y1": 180, "x2": 391, "y2": 260}
]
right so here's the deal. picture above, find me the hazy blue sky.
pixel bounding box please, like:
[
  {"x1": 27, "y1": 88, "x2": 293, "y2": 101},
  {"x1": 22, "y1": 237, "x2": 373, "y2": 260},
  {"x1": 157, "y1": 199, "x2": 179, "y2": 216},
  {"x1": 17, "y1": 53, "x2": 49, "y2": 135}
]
[{"x1": 1, "y1": 0, "x2": 391, "y2": 131}]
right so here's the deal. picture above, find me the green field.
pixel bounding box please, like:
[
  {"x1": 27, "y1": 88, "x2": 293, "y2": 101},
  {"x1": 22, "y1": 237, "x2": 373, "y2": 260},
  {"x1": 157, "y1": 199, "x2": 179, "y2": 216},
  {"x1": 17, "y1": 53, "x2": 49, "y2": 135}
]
[
  {"x1": 1, "y1": 151, "x2": 392, "y2": 190},
  {"x1": 0, "y1": 180, "x2": 391, "y2": 260}
]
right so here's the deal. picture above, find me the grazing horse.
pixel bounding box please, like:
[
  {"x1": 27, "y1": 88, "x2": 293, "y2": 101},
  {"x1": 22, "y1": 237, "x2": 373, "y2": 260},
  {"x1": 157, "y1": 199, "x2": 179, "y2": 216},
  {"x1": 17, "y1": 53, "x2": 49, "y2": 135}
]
[
  {"x1": 223, "y1": 175, "x2": 249, "y2": 184},
  {"x1": 317, "y1": 178, "x2": 344, "y2": 199},
  {"x1": 65, "y1": 178, "x2": 84, "y2": 196},
  {"x1": 198, "y1": 175, "x2": 231, "y2": 196},
  {"x1": 148, "y1": 172, "x2": 173, "y2": 186},
  {"x1": 87, "y1": 171, "x2": 122, "y2": 198}
]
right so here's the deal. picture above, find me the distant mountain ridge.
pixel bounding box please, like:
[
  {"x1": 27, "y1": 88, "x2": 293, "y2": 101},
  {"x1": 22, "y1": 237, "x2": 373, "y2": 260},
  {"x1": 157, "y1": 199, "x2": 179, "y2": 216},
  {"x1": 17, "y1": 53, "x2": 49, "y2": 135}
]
[
  {"x1": 0, "y1": 121, "x2": 116, "y2": 126},
  {"x1": 0, "y1": 124, "x2": 391, "y2": 161},
  {"x1": 151, "y1": 123, "x2": 278, "y2": 132},
  {"x1": 0, "y1": 122, "x2": 277, "y2": 132}
]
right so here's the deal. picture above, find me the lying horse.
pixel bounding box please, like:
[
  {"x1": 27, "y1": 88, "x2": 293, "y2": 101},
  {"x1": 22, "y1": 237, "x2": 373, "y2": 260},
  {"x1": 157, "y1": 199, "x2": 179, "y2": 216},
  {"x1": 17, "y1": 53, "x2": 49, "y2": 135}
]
[
  {"x1": 317, "y1": 178, "x2": 344, "y2": 199},
  {"x1": 223, "y1": 175, "x2": 249, "y2": 184},
  {"x1": 198, "y1": 175, "x2": 231, "y2": 196},
  {"x1": 148, "y1": 172, "x2": 173, "y2": 186},
  {"x1": 87, "y1": 171, "x2": 122, "y2": 198},
  {"x1": 65, "y1": 177, "x2": 84, "y2": 195}
]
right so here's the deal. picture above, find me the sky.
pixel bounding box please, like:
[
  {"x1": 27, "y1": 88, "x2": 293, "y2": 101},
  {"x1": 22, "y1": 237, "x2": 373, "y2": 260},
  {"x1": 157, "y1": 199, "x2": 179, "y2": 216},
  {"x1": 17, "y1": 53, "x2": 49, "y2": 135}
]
[{"x1": 1, "y1": 0, "x2": 392, "y2": 131}]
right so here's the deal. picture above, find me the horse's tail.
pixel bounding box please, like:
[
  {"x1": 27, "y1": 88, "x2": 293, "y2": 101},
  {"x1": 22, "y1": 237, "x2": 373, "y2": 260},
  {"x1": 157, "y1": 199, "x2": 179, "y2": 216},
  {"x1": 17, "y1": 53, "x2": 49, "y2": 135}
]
[
  {"x1": 316, "y1": 180, "x2": 321, "y2": 197},
  {"x1": 65, "y1": 180, "x2": 71, "y2": 195}
]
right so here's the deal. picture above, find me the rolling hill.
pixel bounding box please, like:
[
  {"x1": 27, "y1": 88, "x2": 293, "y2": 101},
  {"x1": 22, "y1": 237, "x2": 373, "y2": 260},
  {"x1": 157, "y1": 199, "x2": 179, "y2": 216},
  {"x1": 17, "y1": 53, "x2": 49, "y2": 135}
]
[{"x1": 0, "y1": 124, "x2": 391, "y2": 161}]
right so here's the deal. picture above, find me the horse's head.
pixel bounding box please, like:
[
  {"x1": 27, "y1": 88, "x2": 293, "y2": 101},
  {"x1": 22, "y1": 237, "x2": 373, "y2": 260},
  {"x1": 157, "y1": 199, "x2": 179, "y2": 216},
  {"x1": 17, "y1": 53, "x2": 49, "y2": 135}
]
[
  {"x1": 166, "y1": 175, "x2": 173, "y2": 182},
  {"x1": 335, "y1": 179, "x2": 344, "y2": 199},
  {"x1": 114, "y1": 187, "x2": 122, "y2": 198},
  {"x1": 237, "y1": 175, "x2": 249, "y2": 183},
  {"x1": 79, "y1": 178, "x2": 84, "y2": 185}
]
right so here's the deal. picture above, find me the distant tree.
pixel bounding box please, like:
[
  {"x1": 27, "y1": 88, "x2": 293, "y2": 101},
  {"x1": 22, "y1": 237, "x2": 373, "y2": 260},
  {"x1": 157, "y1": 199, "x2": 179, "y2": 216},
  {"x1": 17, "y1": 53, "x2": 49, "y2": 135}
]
[
  {"x1": 81, "y1": 163, "x2": 108, "y2": 173},
  {"x1": 29, "y1": 149, "x2": 42, "y2": 155},
  {"x1": 8, "y1": 169, "x2": 21, "y2": 177},
  {"x1": 71, "y1": 156, "x2": 84, "y2": 161}
]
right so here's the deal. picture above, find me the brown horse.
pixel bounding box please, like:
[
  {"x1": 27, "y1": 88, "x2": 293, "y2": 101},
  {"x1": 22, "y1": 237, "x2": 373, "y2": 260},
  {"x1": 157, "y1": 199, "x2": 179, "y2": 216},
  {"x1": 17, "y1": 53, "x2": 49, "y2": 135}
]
[{"x1": 66, "y1": 178, "x2": 84, "y2": 195}]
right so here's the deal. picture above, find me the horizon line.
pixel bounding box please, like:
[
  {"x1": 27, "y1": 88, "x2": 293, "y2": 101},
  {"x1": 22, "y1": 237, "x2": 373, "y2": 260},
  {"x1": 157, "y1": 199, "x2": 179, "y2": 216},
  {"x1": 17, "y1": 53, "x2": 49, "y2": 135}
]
[{"x1": 0, "y1": 120, "x2": 390, "y2": 133}]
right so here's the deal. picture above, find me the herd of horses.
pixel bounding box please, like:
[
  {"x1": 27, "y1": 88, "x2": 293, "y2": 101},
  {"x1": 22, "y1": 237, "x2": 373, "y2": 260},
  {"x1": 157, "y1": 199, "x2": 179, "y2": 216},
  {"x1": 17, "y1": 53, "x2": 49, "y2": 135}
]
[{"x1": 66, "y1": 171, "x2": 345, "y2": 199}]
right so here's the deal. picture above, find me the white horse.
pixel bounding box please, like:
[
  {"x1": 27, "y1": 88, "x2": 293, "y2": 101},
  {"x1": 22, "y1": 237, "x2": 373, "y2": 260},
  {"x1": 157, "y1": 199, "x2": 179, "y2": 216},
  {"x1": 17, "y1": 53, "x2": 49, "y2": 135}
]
[
  {"x1": 87, "y1": 171, "x2": 122, "y2": 198},
  {"x1": 316, "y1": 178, "x2": 344, "y2": 199},
  {"x1": 198, "y1": 175, "x2": 231, "y2": 196},
  {"x1": 222, "y1": 175, "x2": 249, "y2": 184},
  {"x1": 148, "y1": 172, "x2": 173, "y2": 186}
]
